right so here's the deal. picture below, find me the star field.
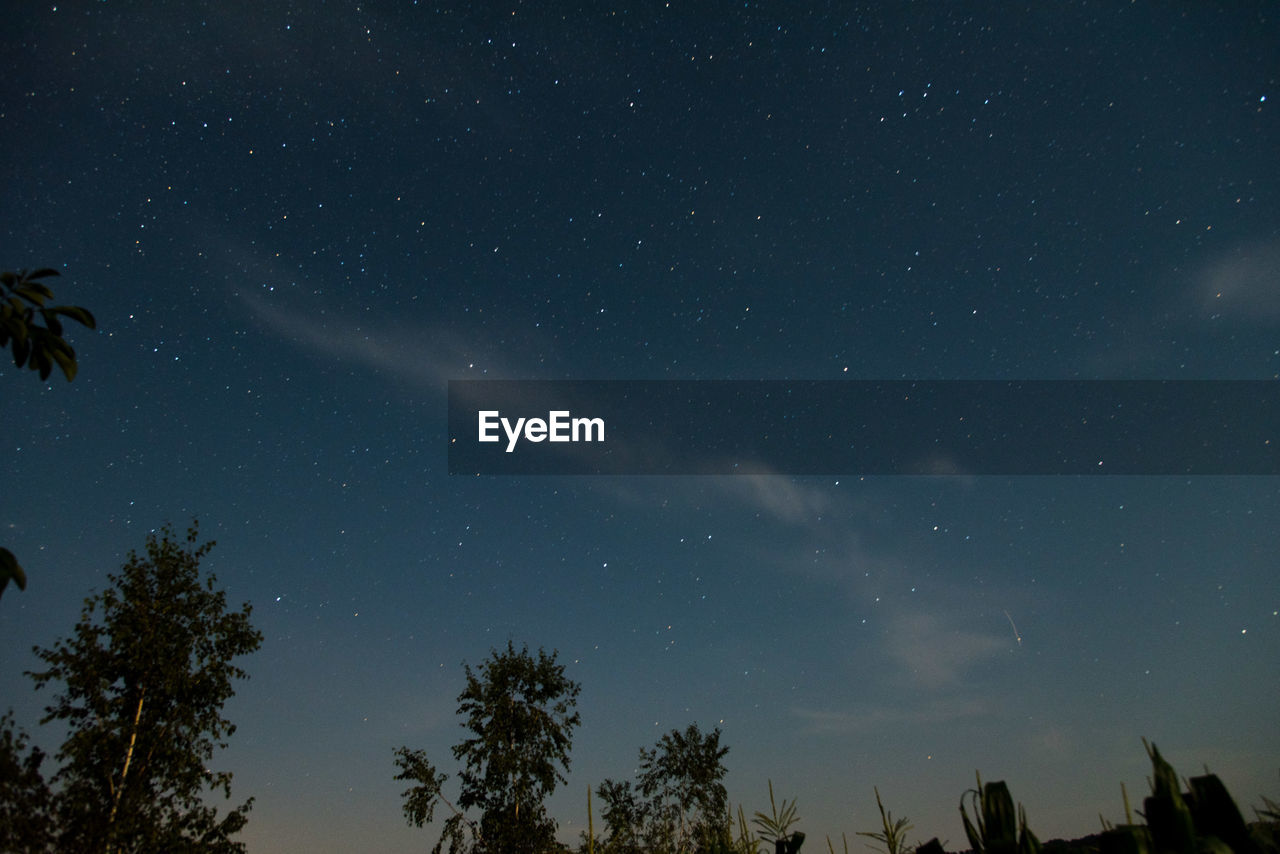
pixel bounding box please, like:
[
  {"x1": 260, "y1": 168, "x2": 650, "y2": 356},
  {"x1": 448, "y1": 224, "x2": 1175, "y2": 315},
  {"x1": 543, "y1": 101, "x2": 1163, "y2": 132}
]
[{"x1": 2, "y1": 3, "x2": 1279, "y2": 852}]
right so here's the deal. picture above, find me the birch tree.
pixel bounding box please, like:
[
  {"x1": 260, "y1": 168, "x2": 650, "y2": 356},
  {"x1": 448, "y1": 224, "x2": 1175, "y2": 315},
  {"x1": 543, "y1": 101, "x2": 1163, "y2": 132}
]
[
  {"x1": 26, "y1": 522, "x2": 262, "y2": 853},
  {"x1": 396, "y1": 641, "x2": 581, "y2": 854}
]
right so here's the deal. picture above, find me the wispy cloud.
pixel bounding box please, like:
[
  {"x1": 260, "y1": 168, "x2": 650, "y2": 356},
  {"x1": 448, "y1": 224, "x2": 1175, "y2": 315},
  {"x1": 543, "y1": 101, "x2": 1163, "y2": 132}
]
[
  {"x1": 237, "y1": 289, "x2": 530, "y2": 388},
  {"x1": 1082, "y1": 236, "x2": 1280, "y2": 377},
  {"x1": 572, "y1": 467, "x2": 853, "y2": 530},
  {"x1": 1193, "y1": 237, "x2": 1280, "y2": 321},
  {"x1": 716, "y1": 473, "x2": 841, "y2": 526},
  {"x1": 791, "y1": 695, "x2": 990, "y2": 734},
  {"x1": 885, "y1": 611, "x2": 1006, "y2": 689}
]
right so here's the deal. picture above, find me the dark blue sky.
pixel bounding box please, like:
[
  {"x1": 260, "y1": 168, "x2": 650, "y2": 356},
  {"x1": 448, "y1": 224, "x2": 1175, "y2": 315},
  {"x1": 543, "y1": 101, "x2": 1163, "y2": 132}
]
[{"x1": 3, "y1": 3, "x2": 1278, "y2": 851}]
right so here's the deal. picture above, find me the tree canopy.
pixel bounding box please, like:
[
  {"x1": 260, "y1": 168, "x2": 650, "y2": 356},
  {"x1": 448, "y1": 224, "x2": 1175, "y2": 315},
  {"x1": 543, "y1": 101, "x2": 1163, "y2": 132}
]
[
  {"x1": 597, "y1": 722, "x2": 732, "y2": 854},
  {"x1": 396, "y1": 641, "x2": 581, "y2": 854},
  {"x1": 9, "y1": 522, "x2": 263, "y2": 853}
]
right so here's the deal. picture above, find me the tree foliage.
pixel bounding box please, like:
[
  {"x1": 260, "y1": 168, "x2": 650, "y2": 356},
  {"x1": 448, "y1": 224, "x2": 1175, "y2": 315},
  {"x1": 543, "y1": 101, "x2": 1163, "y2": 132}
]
[
  {"x1": 1, "y1": 267, "x2": 96, "y2": 382},
  {"x1": 0, "y1": 712, "x2": 55, "y2": 853},
  {"x1": 18, "y1": 522, "x2": 263, "y2": 853},
  {"x1": 640, "y1": 723, "x2": 731, "y2": 853},
  {"x1": 396, "y1": 641, "x2": 581, "y2": 854},
  {"x1": 1, "y1": 266, "x2": 96, "y2": 600},
  {"x1": 394, "y1": 747, "x2": 450, "y2": 829},
  {"x1": 598, "y1": 723, "x2": 732, "y2": 854},
  {"x1": 596, "y1": 778, "x2": 651, "y2": 854}
]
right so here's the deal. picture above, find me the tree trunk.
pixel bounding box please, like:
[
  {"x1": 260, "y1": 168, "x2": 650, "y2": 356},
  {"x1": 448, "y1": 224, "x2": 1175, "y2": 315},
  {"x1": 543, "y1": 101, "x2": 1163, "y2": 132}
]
[{"x1": 105, "y1": 686, "x2": 145, "y2": 854}]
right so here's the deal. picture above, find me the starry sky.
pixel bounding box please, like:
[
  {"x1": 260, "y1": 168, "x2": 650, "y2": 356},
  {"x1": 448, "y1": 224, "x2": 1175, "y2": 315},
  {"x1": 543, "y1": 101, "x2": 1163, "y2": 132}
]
[{"x1": 3, "y1": 2, "x2": 1279, "y2": 851}]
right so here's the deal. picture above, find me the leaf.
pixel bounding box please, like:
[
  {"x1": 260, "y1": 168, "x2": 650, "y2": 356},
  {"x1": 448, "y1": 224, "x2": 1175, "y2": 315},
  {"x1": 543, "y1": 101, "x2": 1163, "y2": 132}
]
[
  {"x1": 54, "y1": 305, "x2": 97, "y2": 328},
  {"x1": 1017, "y1": 804, "x2": 1042, "y2": 854},
  {"x1": 14, "y1": 285, "x2": 51, "y2": 306},
  {"x1": 983, "y1": 781, "x2": 1018, "y2": 847},
  {"x1": 1, "y1": 269, "x2": 93, "y2": 383},
  {"x1": 0, "y1": 547, "x2": 28, "y2": 597},
  {"x1": 32, "y1": 347, "x2": 53, "y2": 380},
  {"x1": 51, "y1": 346, "x2": 78, "y2": 381},
  {"x1": 12, "y1": 335, "x2": 31, "y2": 368}
]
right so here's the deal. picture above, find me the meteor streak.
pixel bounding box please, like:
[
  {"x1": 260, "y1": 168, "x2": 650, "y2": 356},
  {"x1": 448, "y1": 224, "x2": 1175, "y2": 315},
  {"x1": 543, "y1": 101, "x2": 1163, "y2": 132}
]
[{"x1": 1004, "y1": 609, "x2": 1023, "y2": 646}]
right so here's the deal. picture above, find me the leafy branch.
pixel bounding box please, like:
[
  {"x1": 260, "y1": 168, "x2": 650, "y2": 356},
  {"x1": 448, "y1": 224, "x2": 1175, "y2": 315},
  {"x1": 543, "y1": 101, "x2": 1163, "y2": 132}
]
[{"x1": 1, "y1": 267, "x2": 96, "y2": 381}]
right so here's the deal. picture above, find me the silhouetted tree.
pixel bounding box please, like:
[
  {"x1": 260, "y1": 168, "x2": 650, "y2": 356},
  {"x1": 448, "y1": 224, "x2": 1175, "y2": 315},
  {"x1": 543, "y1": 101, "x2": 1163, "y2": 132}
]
[
  {"x1": 395, "y1": 641, "x2": 581, "y2": 854},
  {"x1": 0, "y1": 712, "x2": 55, "y2": 853},
  {"x1": 19, "y1": 522, "x2": 262, "y2": 853},
  {"x1": 595, "y1": 778, "x2": 652, "y2": 854},
  {"x1": 598, "y1": 723, "x2": 732, "y2": 854}
]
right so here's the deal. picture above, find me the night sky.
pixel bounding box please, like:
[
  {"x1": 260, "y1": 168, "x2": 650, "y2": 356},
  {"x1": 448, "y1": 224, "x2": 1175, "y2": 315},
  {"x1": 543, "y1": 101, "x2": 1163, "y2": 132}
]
[{"x1": 3, "y1": 3, "x2": 1279, "y2": 852}]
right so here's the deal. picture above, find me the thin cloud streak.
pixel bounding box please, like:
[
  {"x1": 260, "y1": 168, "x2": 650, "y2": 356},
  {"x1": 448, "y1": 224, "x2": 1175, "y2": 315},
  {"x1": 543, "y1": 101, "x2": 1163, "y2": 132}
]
[
  {"x1": 791, "y1": 696, "x2": 991, "y2": 734},
  {"x1": 1194, "y1": 237, "x2": 1280, "y2": 321},
  {"x1": 237, "y1": 290, "x2": 509, "y2": 388},
  {"x1": 886, "y1": 612, "x2": 1006, "y2": 689}
]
